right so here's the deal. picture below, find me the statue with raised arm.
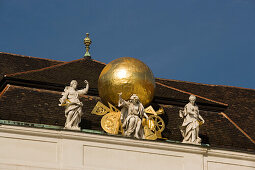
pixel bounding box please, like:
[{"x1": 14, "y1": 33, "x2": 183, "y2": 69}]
[
  {"x1": 118, "y1": 92, "x2": 148, "y2": 139},
  {"x1": 59, "y1": 80, "x2": 89, "y2": 130},
  {"x1": 179, "y1": 95, "x2": 205, "y2": 144}
]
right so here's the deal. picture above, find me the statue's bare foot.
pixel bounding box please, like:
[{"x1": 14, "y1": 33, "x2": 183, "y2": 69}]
[{"x1": 134, "y1": 134, "x2": 139, "y2": 139}]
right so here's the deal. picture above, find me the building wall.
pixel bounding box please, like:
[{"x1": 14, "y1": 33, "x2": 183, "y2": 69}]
[{"x1": 0, "y1": 125, "x2": 254, "y2": 170}]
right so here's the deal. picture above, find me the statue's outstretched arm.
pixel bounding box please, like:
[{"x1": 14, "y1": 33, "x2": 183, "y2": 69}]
[
  {"x1": 144, "y1": 112, "x2": 149, "y2": 119},
  {"x1": 78, "y1": 80, "x2": 89, "y2": 95},
  {"x1": 118, "y1": 92, "x2": 128, "y2": 107},
  {"x1": 118, "y1": 92, "x2": 123, "y2": 107}
]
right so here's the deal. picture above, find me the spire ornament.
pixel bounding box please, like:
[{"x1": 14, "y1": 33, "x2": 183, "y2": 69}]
[{"x1": 84, "y1": 33, "x2": 92, "y2": 58}]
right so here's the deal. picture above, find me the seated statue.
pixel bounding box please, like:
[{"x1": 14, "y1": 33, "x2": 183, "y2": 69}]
[
  {"x1": 179, "y1": 95, "x2": 205, "y2": 144},
  {"x1": 59, "y1": 80, "x2": 89, "y2": 130},
  {"x1": 118, "y1": 93, "x2": 148, "y2": 139}
]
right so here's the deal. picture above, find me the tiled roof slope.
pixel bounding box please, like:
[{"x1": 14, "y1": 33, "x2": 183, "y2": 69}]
[
  {"x1": 156, "y1": 78, "x2": 255, "y2": 141},
  {"x1": 155, "y1": 82, "x2": 227, "y2": 111},
  {"x1": 6, "y1": 56, "x2": 226, "y2": 108},
  {"x1": 0, "y1": 52, "x2": 63, "y2": 80},
  {"x1": 162, "y1": 105, "x2": 255, "y2": 152},
  {"x1": 7, "y1": 58, "x2": 105, "y2": 90},
  {"x1": 0, "y1": 85, "x2": 102, "y2": 130},
  {"x1": 0, "y1": 85, "x2": 254, "y2": 152}
]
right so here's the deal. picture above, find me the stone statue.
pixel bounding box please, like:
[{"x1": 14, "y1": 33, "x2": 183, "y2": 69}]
[
  {"x1": 59, "y1": 80, "x2": 89, "y2": 130},
  {"x1": 179, "y1": 95, "x2": 205, "y2": 144},
  {"x1": 118, "y1": 93, "x2": 148, "y2": 139}
]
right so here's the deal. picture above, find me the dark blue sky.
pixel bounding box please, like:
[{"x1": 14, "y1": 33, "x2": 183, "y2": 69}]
[{"x1": 1, "y1": 0, "x2": 255, "y2": 89}]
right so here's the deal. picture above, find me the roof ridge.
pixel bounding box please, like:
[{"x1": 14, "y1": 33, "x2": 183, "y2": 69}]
[
  {"x1": 219, "y1": 112, "x2": 255, "y2": 145},
  {"x1": 6, "y1": 58, "x2": 84, "y2": 77},
  {"x1": 156, "y1": 82, "x2": 228, "y2": 106},
  {"x1": 91, "y1": 58, "x2": 106, "y2": 65},
  {"x1": 156, "y1": 77, "x2": 255, "y2": 91},
  {"x1": 9, "y1": 85, "x2": 62, "y2": 94},
  {"x1": 0, "y1": 84, "x2": 10, "y2": 99},
  {"x1": 0, "y1": 52, "x2": 64, "y2": 63}
]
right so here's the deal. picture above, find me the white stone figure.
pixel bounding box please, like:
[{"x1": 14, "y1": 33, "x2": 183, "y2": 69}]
[
  {"x1": 59, "y1": 80, "x2": 89, "y2": 130},
  {"x1": 179, "y1": 95, "x2": 205, "y2": 144},
  {"x1": 118, "y1": 93, "x2": 148, "y2": 139}
]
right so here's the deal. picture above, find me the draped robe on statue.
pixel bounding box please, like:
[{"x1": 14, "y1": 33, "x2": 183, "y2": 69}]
[{"x1": 118, "y1": 97, "x2": 145, "y2": 139}]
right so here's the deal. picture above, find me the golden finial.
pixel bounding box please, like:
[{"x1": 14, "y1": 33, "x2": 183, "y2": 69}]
[{"x1": 84, "y1": 33, "x2": 92, "y2": 58}]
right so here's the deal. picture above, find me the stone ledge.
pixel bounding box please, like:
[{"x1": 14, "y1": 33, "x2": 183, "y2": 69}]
[{"x1": 0, "y1": 123, "x2": 254, "y2": 162}]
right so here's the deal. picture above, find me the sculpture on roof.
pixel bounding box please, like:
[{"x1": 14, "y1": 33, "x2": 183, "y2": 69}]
[
  {"x1": 91, "y1": 57, "x2": 165, "y2": 140},
  {"x1": 98, "y1": 57, "x2": 155, "y2": 107},
  {"x1": 91, "y1": 98, "x2": 165, "y2": 140},
  {"x1": 118, "y1": 92, "x2": 148, "y2": 139},
  {"x1": 59, "y1": 80, "x2": 89, "y2": 130},
  {"x1": 179, "y1": 95, "x2": 205, "y2": 144}
]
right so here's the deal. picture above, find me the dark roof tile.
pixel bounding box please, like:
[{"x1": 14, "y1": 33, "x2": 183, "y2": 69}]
[
  {"x1": 8, "y1": 58, "x2": 105, "y2": 89},
  {"x1": 156, "y1": 78, "x2": 255, "y2": 142},
  {"x1": 0, "y1": 52, "x2": 63, "y2": 80}
]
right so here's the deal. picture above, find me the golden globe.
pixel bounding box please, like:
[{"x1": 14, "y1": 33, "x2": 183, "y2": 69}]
[{"x1": 98, "y1": 57, "x2": 155, "y2": 106}]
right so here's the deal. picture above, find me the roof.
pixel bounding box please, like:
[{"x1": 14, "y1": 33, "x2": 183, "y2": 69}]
[
  {"x1": 5, "y1": 57, "x2": 105, "y2": 93},
  {"x1": 0, "y1": 85, "x2": 101, "y2": 129},
  {"x1": 0, "y1": 52, "x2": 63, "y2": 81},
  {"x1": 0, "y1": 52, "x2": 254, "y2": 153},
  {"x1": 4, "y1": 54, "x2": 228, "y2": 109},
  {"x1": 156, "y1": 78, "x2": 255, "y2": 142}
]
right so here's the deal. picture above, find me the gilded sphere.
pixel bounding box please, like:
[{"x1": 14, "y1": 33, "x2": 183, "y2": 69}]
[{"x1": 98, "y1": 57, "x2": 155, "y2": 107}]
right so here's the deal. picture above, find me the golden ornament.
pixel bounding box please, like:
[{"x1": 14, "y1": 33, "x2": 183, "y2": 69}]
[
  {"x1": 91, "y1": 101, "x2": 166, "y2": 140},
  {"x1": 101, "y1": 111, "x2": 121, "y2": 135},
  {"x1": 98, "y1": 57, "x2": 155, "y2": 106}
]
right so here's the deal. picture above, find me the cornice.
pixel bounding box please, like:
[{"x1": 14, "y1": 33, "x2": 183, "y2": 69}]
[{"x1": 0, "y1": 124, "x2": 254, "y2": 161}]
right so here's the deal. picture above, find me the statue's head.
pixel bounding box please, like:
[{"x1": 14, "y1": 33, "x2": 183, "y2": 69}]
[
  {"x1": 189, "y1": 95, "x2": 196, "y2": 105},
  {"x1": 70, "y1": 80, "x2": 78, "y2": 89},
  {"x1": 130, "y1": 94, "x2": 140, "y2": 104}
]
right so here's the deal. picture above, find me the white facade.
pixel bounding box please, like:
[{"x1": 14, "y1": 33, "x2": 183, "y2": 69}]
[{"x1": 0, "y1": 125, "x2": 254, "y2": 170}]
